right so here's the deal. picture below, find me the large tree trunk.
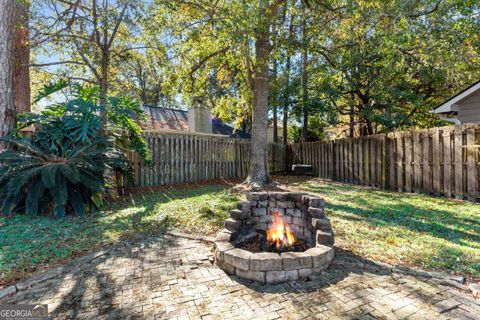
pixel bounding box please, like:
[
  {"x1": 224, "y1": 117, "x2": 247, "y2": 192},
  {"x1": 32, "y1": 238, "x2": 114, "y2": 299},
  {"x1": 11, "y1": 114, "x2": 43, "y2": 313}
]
[
  {"x1": 13, "y1": 0, "x2": 30, "y2": 115},
  {"x1": 0, "y1": 0, "x2": 16, "y2": 138},
  {"x1": 246, "y1": 0, "x2": 271, "y2": 187}
]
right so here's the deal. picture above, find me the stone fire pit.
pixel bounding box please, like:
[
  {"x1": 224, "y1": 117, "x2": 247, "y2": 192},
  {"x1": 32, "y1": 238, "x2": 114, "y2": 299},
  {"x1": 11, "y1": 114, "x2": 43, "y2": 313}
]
[{"x1": 214, "y1": 191, "x2": 334, "y2": 284}]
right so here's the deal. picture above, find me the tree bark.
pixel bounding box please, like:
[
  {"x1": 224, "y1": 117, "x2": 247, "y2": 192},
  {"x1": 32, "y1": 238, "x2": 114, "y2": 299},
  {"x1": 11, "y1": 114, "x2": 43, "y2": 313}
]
[
  {"x1": 283, "y1": 10, "x2": 294, "y2": 171},
  {"x1": 0, "y1": 0, "x2": 16, "y2": 138},
  {"x1": 13, "y1": 0, "x2": 30, "y2": 115},
  {"x1": 246, "y1": 0, "x2": 272, "y2": 187}
]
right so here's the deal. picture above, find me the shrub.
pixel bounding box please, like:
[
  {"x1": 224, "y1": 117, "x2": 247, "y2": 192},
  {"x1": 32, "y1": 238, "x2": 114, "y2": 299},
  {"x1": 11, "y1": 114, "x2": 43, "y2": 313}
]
[
  {"x1": 0, "y1": 83, "x2": 148, "y2": 217},
  {"x1": 0, "y1": 136, "x2": 124, "y2": 217}
]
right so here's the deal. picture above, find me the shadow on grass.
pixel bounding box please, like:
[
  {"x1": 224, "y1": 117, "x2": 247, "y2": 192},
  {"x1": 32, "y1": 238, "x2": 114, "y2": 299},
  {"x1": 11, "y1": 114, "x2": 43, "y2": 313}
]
[
  {"x1": 0, "y1": 183, "x2": 238, "y2": 286},
  {"x1": 303, "y1": 183, "x2": 480, "y2": 247}
]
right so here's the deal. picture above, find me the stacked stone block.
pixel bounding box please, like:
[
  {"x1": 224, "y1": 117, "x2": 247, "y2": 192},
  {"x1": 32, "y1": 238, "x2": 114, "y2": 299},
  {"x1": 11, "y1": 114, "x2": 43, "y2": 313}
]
[{"x1": 214, "y1": 191, "x2": 335, "y2": 284}]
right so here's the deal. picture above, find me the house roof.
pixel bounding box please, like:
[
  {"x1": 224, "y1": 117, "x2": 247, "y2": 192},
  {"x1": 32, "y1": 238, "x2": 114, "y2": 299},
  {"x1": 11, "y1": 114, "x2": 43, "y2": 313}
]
[
  {"x1": 432, "y1": 80, "x2": 480, "y2": 114},
  {"x1": 140, "y1": 105, "x2": 250, "y2": 139}
]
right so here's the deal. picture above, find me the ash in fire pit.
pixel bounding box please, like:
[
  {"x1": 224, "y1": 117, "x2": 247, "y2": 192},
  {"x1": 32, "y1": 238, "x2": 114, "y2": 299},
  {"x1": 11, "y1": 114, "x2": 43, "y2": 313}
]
[{"x1": 214, "y1": 192, "x2": 334, "y2": 284}]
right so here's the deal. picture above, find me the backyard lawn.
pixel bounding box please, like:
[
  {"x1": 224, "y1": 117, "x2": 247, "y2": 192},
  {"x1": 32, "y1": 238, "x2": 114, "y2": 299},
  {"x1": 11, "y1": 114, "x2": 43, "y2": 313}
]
[{"x1": 1, "y1": 176, "x2": 479, "y2": 286}]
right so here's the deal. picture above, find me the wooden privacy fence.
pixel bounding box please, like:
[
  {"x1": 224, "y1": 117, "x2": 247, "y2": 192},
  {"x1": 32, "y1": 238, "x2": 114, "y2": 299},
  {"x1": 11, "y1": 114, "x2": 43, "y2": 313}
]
[
  {"x1": 292, "y1": 124, "x2": 480, "y2": 201},
  {"x1": 126, "y1": 132, "x2": 288, "y2": 187}
]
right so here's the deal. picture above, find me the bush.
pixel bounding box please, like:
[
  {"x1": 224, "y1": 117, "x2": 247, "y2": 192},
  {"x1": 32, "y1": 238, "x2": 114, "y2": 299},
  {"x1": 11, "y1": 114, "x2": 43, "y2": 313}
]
[{"x1": 0, "y1": 83, "x2": 149, "y2": 217}]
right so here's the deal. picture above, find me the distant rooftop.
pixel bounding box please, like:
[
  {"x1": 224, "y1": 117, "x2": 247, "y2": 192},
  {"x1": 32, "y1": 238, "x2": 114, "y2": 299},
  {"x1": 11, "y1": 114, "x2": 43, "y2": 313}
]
[{"x1": 140, "y1": 106, "x2": 250, "y2": 139}]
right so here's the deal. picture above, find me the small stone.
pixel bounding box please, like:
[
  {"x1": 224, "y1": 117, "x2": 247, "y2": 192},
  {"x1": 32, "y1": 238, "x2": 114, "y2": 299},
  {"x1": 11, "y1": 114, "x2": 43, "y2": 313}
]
[
  {"x1": 303, "y1": 229, "x2": 312, "y2": 242},
  {"x1": 215, "y1": 241, "x2": 234, "y2": 260},
  {"x1": 285, "y1": 269, "x2": 299, "y2": 281},
  {"x1": 265, "y1": 270, "x2": 286, "y2": 284},
  {"x1": 224, "y1": 218, "x2": 242, "y2": 232},
  {"x1": 258, "y1": 215, "x2": 273, "y2": 223},
  {"x1": 268, "y1": 192, "x2": 279, "y2": 200},
  {"x1": 285, "y1": 208, "x2": 294, "y2": 216},
  {"x1": 275, "y1": 193, "x2": 287, "y2": 201},
  {"x1": 236, "y1": 201, "x2": 251, "y2": 211},
  {"x1": 250, "y1": 200, "x2": 258, "y2": 207},
  {"x1": 246, "y1": 192, "x2": 260, "y2": 201},
  {"x1": 292, "y1": 209, "x2": 302, "y2": 217},
  {"x1": 316, "y1": 230, "x2": 334, "y2": 246},
  {"x1": 268, "y1": 200, "x2": 277, "y2": 208},
  {"x1": 308, "y1": 207, "x2": 325, "y2": 218},
  {"x1": 246, "y1": 217, "x2": 259, "y2": 225},
  {"x1": 258, "y1": 200, "x2": 269, "y2": 207},
  {"x1": 271, "y1": 208, "x2": 284, "y2": 216},
  {"x1": 282, "y1": 215, "x2": 292, "y2": 224},
  {"x1": 236, "y1": 268, "x2": 265, "y2": 284},
  {"x1": 250, "y1": 252, "x2": 282, "y2": 271},
  {"x1": 224, "y1": 249, "x2": 252, "y2": 270},
  {"x1": 292, "y1": 217, "x2": 306, "y2": 227},
  {"x1": 252, "y1": 208, "x2": 267, "y2": 216},
  {"x1": 298, "y1": 268, "x2": 313, "y2": 278},
  {"x1": 216, "y1": 259, "x2": 236, "y2": 275},
  {"x1": 286, "y1": 192, "x2": 306, "y2": 201},
  {"x1": 258, "y1": 193, "x2": 269, "y2": 201},
  {"x1": 281, "y1": 252, "x2": 313, "y2": 270},
  {"x1": 295, "y1": 203, "x2": 308, "y2": 211},
  {"x1": 254, "y1": 223, "x2": 267, "y2": 231},
  {"x1": 308, "y1": 197, "x2": 325, "y2": 208},
  {"x1": 305, "y1": 245, "x2": 334, "y2": 269},
  {"x1": 230, "y1": 209, "x2": 249, "y2": 220},
  {"x1": 277, "y1": 201, "x2": 288, "y2": 208},
  {"x1": 215, "y1": 231, "x2": 232, "y2": 242},
  {"x1": 286, "y1": 201, "x2": 295, "y2": 208},
  {"x1": 311, "y1": 218, "x2": 332, "y2": 231}
]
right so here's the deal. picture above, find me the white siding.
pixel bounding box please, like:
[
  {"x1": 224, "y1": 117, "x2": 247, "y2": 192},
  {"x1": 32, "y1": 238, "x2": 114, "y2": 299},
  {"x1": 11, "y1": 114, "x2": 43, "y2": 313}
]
[{"x1": 457, "y1": 90, "x2": 480, "y2": 124}]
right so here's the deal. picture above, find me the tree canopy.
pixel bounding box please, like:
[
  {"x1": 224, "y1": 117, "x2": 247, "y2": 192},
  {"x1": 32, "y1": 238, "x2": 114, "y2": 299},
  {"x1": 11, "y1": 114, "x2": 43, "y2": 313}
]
[{"x1": 25, "y1": 0, "x2": 480, "y2": 185}]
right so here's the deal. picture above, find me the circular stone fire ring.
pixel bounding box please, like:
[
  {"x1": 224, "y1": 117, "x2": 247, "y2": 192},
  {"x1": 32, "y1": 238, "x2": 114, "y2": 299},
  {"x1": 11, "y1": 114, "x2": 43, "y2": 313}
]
[{"x1": 214, "y1": 192, "x2": 334, "y2": 284}]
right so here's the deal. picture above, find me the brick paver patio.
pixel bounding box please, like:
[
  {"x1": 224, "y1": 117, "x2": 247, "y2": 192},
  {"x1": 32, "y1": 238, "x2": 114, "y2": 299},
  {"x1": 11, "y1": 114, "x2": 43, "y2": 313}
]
[{"x1": 3, "y1": 234, "x2": 479, "y2": 319}]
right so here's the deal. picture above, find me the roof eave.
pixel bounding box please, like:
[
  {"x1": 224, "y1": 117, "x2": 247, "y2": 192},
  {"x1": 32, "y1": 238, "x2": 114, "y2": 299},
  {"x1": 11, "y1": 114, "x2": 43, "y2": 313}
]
[{"x1": 432, "y1": 80, "x2": 480, "y2": 113}]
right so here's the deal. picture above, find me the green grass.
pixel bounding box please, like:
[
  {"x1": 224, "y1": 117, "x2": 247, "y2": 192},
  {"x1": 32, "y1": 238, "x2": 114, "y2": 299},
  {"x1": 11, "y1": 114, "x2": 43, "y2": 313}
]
[
  {"x1": 1, "y1": 177, "x2": 479, "y2": 285},
  {"x1": 0, "y1": 184, "x2": 239, "y2": 285},
  {"x1": 276, "y1": 176, "x2": 480, "y2": 278}
]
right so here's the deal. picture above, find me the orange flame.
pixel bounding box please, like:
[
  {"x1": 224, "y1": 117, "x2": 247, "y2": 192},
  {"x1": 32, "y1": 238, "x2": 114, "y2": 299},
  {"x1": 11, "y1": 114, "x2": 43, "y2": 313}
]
[{"x1": 266, "y1": 211, "x2": 296, "y2": 249}]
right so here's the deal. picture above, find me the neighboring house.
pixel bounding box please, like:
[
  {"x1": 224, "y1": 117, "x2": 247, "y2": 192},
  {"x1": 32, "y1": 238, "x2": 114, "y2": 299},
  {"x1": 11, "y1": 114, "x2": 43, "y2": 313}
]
[
  {"x1": 140, "y1": 105, "x2": 251, "y2": 139},
  {"x1": 431, "y1": 80, "x2": 480, "y2": 124},
  {"x1": 267, "y1": 124, "x2": 284, "y2": 143}
]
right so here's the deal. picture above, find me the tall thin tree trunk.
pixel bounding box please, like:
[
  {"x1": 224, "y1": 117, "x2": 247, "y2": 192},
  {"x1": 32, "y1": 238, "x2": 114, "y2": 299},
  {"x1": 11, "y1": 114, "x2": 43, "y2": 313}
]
[
  {"x1": 300, "y1": 3, "x2": 308, "y2": 141},
  {"x1": 247, "y1": 0, "x2": 271, "y2": 187},
  {"x1": 282, "y1": 55, "x2": 291, "y2": 171},
  {"x1": 0, "y1": 0, "x2": 16, "y2": 139},
  {"x1": 283, "y1": 10, "x2": 294, "y2": 171},
  {"x1": 13, "y1": 0, "x2": 30, "y2": 115}
]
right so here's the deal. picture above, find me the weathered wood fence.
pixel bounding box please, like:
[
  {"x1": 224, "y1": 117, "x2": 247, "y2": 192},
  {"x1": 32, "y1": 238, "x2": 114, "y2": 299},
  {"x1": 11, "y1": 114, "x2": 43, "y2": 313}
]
[
  {"x1": 126, "y1": 125, "x2": 480, "y2": 201},
  {"x1": 126, "y1": 132, "x2": 288, "y2": 187},
  {"x1": 292, "y1": 124, "x2": 480, "y2": 201}
]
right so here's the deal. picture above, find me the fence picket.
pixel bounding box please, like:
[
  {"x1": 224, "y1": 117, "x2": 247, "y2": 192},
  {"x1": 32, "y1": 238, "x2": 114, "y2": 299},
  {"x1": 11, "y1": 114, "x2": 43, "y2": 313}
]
[{"x1": 126, "y1": 127, "x2": 478, "y2": 202}]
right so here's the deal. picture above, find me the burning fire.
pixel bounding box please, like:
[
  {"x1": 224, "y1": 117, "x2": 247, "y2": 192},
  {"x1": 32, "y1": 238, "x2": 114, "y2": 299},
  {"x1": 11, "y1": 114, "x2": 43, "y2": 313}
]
[{"x1": 266, "y1": 211, "x2": 296, "y2": 249}]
